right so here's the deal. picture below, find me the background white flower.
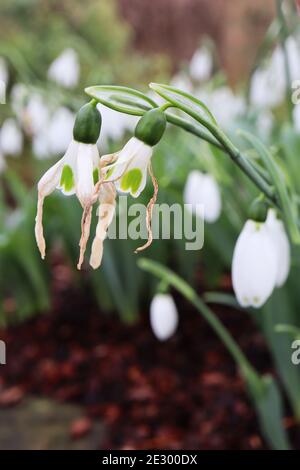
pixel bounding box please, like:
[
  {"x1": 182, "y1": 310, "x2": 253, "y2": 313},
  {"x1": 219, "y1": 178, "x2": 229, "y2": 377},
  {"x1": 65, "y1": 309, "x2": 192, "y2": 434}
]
[
  {"x1": 47, "y1": 107, "x2": 75, "y2": 155},
  {"x1": 189, "y1": 46, "x2": 213, "y2": 82},
  {"x1": 48, "y1": 48, "x2": 80, "y2": 88},
  {"x1": 184, "y1": 170, "x2": 221, "y2": 223},
  {"x1": 0, "y1": 118, "x2": 23, "y2": 156},
  {"x1": 150, "y1": 293, "x2": 179, "y2": 341}
]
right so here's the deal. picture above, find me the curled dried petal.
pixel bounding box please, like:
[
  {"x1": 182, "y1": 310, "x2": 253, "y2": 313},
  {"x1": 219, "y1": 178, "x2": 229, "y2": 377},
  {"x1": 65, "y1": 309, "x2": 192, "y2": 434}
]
[{"x1": 135, "y1": 162, "x2": 158, "y2": 253}]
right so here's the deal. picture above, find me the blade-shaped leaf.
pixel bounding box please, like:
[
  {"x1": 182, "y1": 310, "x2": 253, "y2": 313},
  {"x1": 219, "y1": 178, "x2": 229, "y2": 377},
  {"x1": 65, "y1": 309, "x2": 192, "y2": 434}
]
[
  {"x1": 149, "y1": 82, "x2": 217, "y2": 125},
  {"x1": 85, "y1": 85, "x2": 156, "y2": 116}
]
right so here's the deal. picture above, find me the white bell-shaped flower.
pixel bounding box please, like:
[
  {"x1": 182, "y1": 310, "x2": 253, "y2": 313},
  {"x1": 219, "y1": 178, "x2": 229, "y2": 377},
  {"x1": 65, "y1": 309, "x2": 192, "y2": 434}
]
[
  {"x1": 35, "y1": 139, "x2": 100, "y2": 258},
  {"x1": 266, "y1": 209, "x2": 290, "y2": 287},
  {"x1": 104, "y1": 137, "x2": 153, "y2": 198},
  {"x1": 150, "y1": 294, "x2": 179, "y2": 341},
  {"x1": 35, "y1": 102, "x2": 102, "y2": 267},
  {"x1": 184, "y1": 170, "x2": 221, "y2": 223},
  {"x1": 0, "y1": 118, "x2": 23, "y2": 156},
  {"x1": 48, "y1": 48, "x2": 80, "y2": 88},
  {"x1": 189, "y1": 46, "x2": 213, "y2": 82},
  {"x1": 232, "y1": 220, "x2": 278, "y2": 308},
  {"x1": 104, "y1": 108, "x2": 167, "y2": 198}
]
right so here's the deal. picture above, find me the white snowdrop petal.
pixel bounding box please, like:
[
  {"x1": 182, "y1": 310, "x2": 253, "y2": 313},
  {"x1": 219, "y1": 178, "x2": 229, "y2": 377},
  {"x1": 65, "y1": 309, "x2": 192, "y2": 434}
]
[
  {"x1": 76, "y1": 143, "x2": 96, "y2": 206},
  {"x1": 106, "y1": 137, "x2": 152, "y2": 198},
  {"x1": 232, "y1": 220, "x2": 278, "y2": 308},
  {"x1": 38, "y1": 157, "x2": 65, "y2": 196},
  {"x1": 150, "y1": 294, "x2": 179, "y2": 341},
  {"x1": 266, "y1": 210, "x2": 291, "y2": 287}
]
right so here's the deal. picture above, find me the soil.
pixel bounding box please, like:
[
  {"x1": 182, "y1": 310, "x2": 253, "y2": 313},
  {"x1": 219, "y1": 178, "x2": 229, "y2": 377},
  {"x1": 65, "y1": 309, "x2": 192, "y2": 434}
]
[{"x1": 0, "y1": 264, "x2": 296, "y2": 450}]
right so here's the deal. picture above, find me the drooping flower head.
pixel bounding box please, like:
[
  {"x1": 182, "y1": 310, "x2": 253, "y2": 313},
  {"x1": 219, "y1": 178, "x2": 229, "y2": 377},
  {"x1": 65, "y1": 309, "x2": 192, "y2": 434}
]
[
  {"x1": 35, "y1": 101, "x2": 102, "y2": 266},
  {"x1": 35, "y1": 104, "x2": 167, "y2": 270},
  {"x1": 96, "y1": 108, "x2": 166, "y2": 258},
  {"x1": 104, "y1": 108, "x2": 166, "y2": 198},
  {"x1": 232, "y1": 199, "x2": 280, "y2": 308}
]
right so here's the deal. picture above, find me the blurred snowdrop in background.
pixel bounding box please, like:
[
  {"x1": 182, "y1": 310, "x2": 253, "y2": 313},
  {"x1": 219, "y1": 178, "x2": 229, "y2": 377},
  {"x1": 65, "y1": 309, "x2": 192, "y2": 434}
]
[
  {"x1": 48, "y1": 48, "x2": 80, "y2": 89},
  {"x1": 0, "y1": 118, "x2": 23, "y2": 157},
  {"x1": 184, "y1": 170, "x2": 221, "y2": 223},
  {"x1": 150, "y1": 294, "x2": 179, "y2": 341},
  {"x1": 189, "y1": 46, "x2": 213, "y2": 82}
]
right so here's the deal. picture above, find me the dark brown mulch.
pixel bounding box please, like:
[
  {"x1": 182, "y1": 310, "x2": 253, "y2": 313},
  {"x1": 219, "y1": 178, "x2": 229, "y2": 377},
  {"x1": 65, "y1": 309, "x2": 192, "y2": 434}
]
[{"x1": 0, "y1": 260, "x2": 292, "y2": 450}]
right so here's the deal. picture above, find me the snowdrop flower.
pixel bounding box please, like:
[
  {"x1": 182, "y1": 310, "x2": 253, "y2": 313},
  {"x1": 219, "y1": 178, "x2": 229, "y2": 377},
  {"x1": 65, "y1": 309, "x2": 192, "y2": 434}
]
[
  {"x1": 25, "y1": 94, "x2": 50, "y2": 135},
  {"x1": 249, "y1": 39, "x2": 300, "y2": 110},
  {"x1": 0, "y1": 118, "x2": 23, "y2": 156},
  {"x1": 272, "y1": 37, "x2": 300, "y2": 83},
  {"x1": 184, "y1": 170, "x2": 221, "y2": 223},
  {"x1": 189, "y1": 46, "x2": 213, "y2": 82},
  {"x1": 32, "y1": 107, "x2": 75, "y2": 159},
  {"x1": 47, "y1": 107, "x2": 75, "y2": 155},
  {"x1": 104, "y1": 108, "x2": 166, "y2": 198},
  {"x1": 32, "y1": 131, "x2": 51, "y2": 160},
  {"x1": 150, "y1": 294, "x2": 178, "y2": 341},
  {"x1": 48, "y1": 48, "x2": 80, "y2": 88},
  {"x1": 35, "y1": 102, "x2": 102, "y2": 267},
  {"x1": 266, "y1": 209, "x2": 290, "y2": 287},
  {"x1": 10, "y1": 83, "x2": 28, "y2": 117},
  {"x1": 232, "y1": 218, "x2": 278, "y2": 308}
]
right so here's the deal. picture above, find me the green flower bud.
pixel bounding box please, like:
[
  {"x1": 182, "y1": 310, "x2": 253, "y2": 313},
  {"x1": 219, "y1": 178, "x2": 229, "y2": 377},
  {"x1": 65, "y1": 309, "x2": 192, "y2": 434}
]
[
  {"x1": 249, "y1": 198, "x2": 269, "y2": 223},
  {"x1": 134, "y1": 108, "x2": 166, "y2": 146},
  {"x1": 73, "y1": 102, "x2": 101, "y2": 144}
]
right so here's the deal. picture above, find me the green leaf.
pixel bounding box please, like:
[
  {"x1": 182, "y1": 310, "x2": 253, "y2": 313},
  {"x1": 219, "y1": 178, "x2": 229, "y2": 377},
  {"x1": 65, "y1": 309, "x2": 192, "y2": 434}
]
[
  {"x1": 85, "y1": 85, "x2": 156, "y2": 116},
  {"x1": 250, "y1": 375, "x2": 291, "y2": 450},
  {"x1": 149, "y1": 82, "x2": 217, "y2": 125}
]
